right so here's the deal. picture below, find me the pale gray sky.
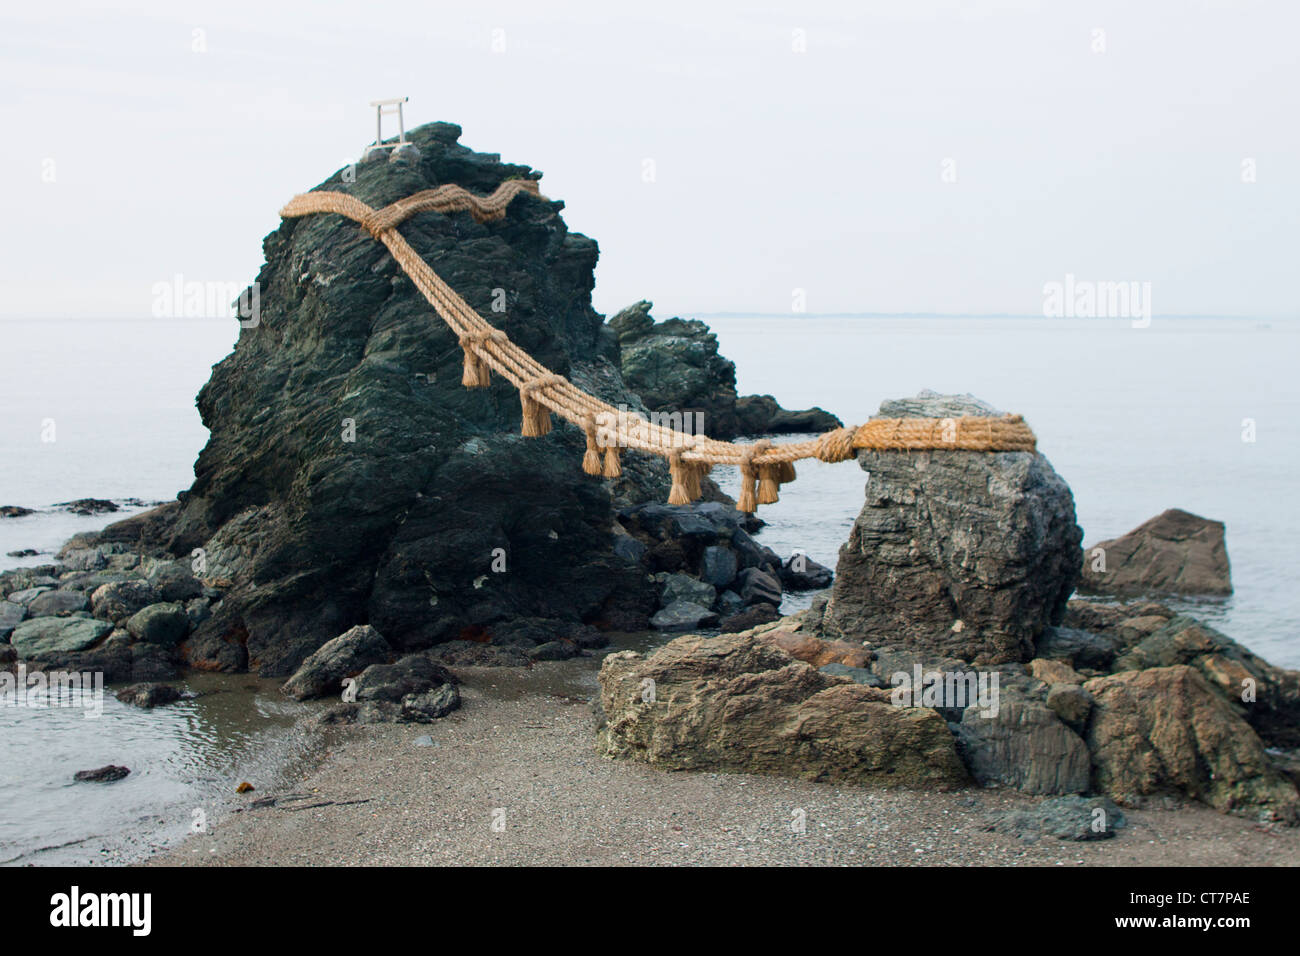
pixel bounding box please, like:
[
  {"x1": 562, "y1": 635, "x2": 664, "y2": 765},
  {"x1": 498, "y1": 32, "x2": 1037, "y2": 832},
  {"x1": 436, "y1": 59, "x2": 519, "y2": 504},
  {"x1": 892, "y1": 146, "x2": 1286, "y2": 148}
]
[{"x1": 2, "y1": 0, "x2": 1296, "y2": 319}]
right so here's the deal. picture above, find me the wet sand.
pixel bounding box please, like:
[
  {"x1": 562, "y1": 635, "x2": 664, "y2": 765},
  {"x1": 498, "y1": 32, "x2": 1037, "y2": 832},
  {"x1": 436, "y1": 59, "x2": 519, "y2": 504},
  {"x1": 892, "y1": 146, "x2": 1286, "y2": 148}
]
[{"x1": 148, "y1": 653, "x2": 1300, "y2": 867}]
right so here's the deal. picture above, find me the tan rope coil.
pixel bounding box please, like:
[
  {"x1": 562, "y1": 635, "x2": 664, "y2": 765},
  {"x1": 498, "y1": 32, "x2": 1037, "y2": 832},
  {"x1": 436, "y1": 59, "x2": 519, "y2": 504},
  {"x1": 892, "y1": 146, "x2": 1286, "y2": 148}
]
[{"x1": 278, "y1": 180, "x2": 1039, "y2": 512}]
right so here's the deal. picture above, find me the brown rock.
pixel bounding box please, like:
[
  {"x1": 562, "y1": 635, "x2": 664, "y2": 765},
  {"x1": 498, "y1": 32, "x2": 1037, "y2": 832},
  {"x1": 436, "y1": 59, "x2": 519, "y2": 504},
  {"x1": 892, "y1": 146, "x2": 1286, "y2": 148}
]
[
  {"x1": 596, "y1": 633, "x2": 967, "y2": 788},
  {"x1": 1028, "y1": 658, "x2": 1085, "y2": 685},
  {"x1": 762, "y1": 629, "x2": 871, "y2": 669},
  {"x1": 1081, "y1": 508, "x2": 1231, "y2": 596},
  {"x1": 1084, "y1": 666, "x2": 1297, "y2": 821}
]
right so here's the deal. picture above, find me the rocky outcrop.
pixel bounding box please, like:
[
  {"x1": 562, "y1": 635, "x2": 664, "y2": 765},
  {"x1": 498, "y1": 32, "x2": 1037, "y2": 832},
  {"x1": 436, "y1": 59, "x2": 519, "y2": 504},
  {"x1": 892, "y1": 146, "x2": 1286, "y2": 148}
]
[
  {"x1": 1080, "y1": 508, "x2": 1231, "y2": 596},
  {"x1": 822, "y1": 391, "x2": 1082, "y2": 664},
  {"x1": 609, "y1": 301, "x2": 841, "y2": 439},
  {"x1": 596, "y1": 632, "x2": 968, "y2": 788},
  {"x1": 1084, "y1": 665, "x2": 1297, "y2": 821},
  {"x1": 75, "y1": 123, "x2": 710, "y2": 678}
]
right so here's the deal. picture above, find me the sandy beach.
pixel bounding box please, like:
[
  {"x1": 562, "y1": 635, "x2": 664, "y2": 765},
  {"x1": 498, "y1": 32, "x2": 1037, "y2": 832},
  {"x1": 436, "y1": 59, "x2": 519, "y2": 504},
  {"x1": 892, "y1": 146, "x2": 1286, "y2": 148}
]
[{"x1": 149, "y1": 655, "x2": 1300, "y2": 868}]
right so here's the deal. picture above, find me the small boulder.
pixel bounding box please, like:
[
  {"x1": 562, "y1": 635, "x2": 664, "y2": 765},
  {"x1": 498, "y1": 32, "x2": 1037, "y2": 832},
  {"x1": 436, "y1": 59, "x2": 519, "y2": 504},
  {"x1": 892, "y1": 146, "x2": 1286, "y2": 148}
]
[
  {"x1": 281, "y1": 624, "x2": 393, "y2": 700},
  {"x1": 779, "y1": 554, "x2": 833, "y2": 591},
  {"x1": 735, "y1": 567, "x2": 782, "y2": 607},
  {"x1": 1080, "y1": 508, "x2": 1232, "y2": 596},
  {"x1": 650, "y1": 600, "x2": 718, "y2": 631},
  {"x1": 26, "y1": 589, "x2": 90, "y2": 618},
  {"x1": 91, "y1": 580, "x2": 161, "y2": 623},
  {"x1": 698, "y1": 545, "x2": 738, "y2": 588},
  {"x1": 0, "y1": 600, "x2": 25, "y2": 639},
  {"x1": 719, "y1": 602, "x2": 781, "y2": 633},
  {"x1": 659, "y1": 572, "x2": 716, "y2": 610},
  {"x1": 11, "y1": 617, "x2": 112, "y2": 657},
  {"x1": 74, "y1": 765, "x2": 130, "y2": 783},
  {"x1": 126, "y1": 602, "x2": 190, "y2": 646},
  {"x1": 115, "y1": 682, "x2": 186, "y2": 709},
  {"x1": 984, "y1": 795, "x2": 1126, "y2": 843}
]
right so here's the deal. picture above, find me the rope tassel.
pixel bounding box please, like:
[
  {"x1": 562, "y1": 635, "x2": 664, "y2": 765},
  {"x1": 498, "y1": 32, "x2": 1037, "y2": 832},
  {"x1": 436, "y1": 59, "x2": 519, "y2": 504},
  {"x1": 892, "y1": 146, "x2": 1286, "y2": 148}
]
[
  {"x1": 736, "y1": 439, "x2": 772, "y2": 514},
  {"x1": 582, "y1": 417, "x2": 603, "y2": 476},
  {"x1": 519, "y1": 374, "x2": 563, "y2": 437},
  {"x1": 667, "y1": 450, "x2": 692, "y2": 505},
  {"x1": 602, "y1": 445, "x2": 622, "y2": 479}
]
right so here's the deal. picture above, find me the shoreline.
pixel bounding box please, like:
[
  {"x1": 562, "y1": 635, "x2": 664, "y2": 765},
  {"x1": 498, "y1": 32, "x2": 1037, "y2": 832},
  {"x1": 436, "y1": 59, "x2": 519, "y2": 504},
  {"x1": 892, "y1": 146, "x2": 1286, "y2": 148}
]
[{"x1": 148, "y1": 653, "x2": 1300, "y2": 868}]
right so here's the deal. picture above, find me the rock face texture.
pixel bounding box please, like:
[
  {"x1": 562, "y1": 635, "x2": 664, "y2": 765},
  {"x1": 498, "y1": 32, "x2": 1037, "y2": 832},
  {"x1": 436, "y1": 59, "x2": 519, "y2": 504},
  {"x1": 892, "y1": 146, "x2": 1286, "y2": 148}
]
[
  {"x1": 822, "y1": 392, "x2": 1083, "y2": 664},
  {"x1": 89, "y1": 123, "x2": 687, "y2": 677},
  {"x1": 609, "y1": 301, "x2": 842, "y2": 439},
  {"x1": 1084, "y1": 666, "x2": 1297, "y2": 821},
  {"x1": 1080, "y1": 508, "x2": 1232, "y2": 596},
  {"x1": 596, "y1": 632, "x2": 968, "y2": 788}
]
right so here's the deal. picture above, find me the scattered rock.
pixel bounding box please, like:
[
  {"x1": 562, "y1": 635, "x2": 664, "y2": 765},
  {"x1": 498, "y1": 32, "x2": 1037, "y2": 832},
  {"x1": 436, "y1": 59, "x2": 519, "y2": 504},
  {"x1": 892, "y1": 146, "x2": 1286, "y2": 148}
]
[
  {"x1": 281, "y1": 624, "x2": 393, "y2": 700},
  {"x1": 91, "y1": 580, "x2": 162, "y2": 623},
  {"x1": 698, "y1": 545, "x2": 738, "y2": 588},
  {"x1": 115, "y1": 682, "x2": 186, "y2": 708},
  {"x1": 1034, "y1": 626, "x2": 1118, "y2": 672},
  {"x1": 984, "y1": 795, "x2": 1127, "y2": 843},
  {"x1": 1027, "y1": 658, "x2": 1085, "y2": 684},
  {"x1": 779, "y1": 553, "x2": 833, "y2": 591},
  {"x1": 125, "y1": 602, "x2": 190, "y2": 646},
  {"x1": 1045, "y1": 683, "x2": 1093, "y2": 731},
  {"x1": 57, "y1": 499, "x2": 120, "y2": 516},
  {"x1": 650, "y1": 600, "x2": 718, "y2": 631},
  {"x1": 528, "y1": 640, "x2": 578, "y2": 662},
  {"x1": 1080, "y1": 508, "x2": 1231, "y2": 596},
  {"x1": 11, "y1": 617, "x2": 112, "y2": 657},
  {"x1": 74, "y1": 765, "x2": 130, "y2": 783},
  {"x1": 0, "y1": 600, "x2": 26, "y2": 639},
  {"x1": 719, "y1": 602, "x2": 781, "y2": 633},
  {"x1": 1, "y1": 506, "x2": 35, "y2": 518},
  {"x1": 26, "y1": 589, "x2": 90, "y2": 618},
  {"x1": 735, "y1": 567, "x2": 782, "y2": 607},
  {"x1": 659, "y1": 572, "x2": 716, "y2": 610},
  {"x1": 236, "y1": 781, "x2": 255, "y2": 793},
  {"x1": 425, "y1": 641, "x2": 531, "y2": 667}
]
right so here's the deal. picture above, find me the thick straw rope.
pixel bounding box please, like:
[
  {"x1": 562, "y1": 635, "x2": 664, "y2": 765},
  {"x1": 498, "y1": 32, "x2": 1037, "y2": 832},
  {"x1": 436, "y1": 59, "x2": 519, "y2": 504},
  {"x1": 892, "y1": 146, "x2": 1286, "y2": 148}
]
[{"x1": 279, "y1": 180, "x2": 1037, "y2": 512}]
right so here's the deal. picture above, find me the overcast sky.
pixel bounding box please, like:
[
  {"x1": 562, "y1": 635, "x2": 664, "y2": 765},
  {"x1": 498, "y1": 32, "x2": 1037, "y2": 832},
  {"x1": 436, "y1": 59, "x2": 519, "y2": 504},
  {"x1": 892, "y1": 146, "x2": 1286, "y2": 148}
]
[{"x1": 2, "y1": 0, "x2": 1296, "y2": 319}]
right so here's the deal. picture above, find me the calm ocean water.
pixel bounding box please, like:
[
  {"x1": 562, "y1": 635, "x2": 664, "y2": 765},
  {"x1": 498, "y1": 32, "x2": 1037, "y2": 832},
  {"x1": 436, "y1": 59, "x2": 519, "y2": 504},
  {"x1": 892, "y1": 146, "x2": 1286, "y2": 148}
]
[{"x1": 0, "y1": 314, "x2": 1297, "y2": 863}]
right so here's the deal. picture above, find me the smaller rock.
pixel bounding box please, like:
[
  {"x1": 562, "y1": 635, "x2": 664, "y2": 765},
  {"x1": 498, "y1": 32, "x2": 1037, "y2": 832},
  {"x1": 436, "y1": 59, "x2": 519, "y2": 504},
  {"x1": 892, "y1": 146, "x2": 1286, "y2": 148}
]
[
  {"x1": 650, "y1": 600, "x2": 718, "y2": 631},
  {"x1": 1080, "y1": 508, "x2": 1232, "y2": 596},
  {"x1": 659, "y1": 572, "x2": 716, "y2": 610},
  {"x1": 735, "y1": 567, "x2": 782, "y2": 607},
  {"x1": 126, "y1": 602, "x2": 190, "y2": 646},
  {"x1": 57, "y1": 498, "x2": 119, "y2": 516},
  {"x1": 985, "y1": 795, "x2": 1127, "y2": 843},
  {"x1": 1045, "y1": 683, "x2": 1093, "y2": 731},
  {"x1": 779, "y1": 554, "x2": 833, "y2": 591},
  {"x1": 1028, "y1": 658, "x2": 1085, "y2": 684},
  {"x1": 74, "y1": 765, "x2": 130, "y2": 783},
  {"x1": 236, "y1": 781, "x2": 255, "y2": 793},
  {"x1": 719, "y1": 602, "x2": 781, "y2": 633},
  {"x1": 11, "y1": 616, "x2": 112, "y2": 657},
  {"x1": 699, "y1": 545, "x2": 739, "y2": 588},
  {"x1": 7, "y1": 587, "x2": 52, "y2": 606},
  {"x1": 26, "y1": 589, "x2": 90, "y2": 618},
  {"x1": 281, "y1": 624, "x2": 393, "y2": 700},
  {"x1": 91, "y1": 580, "x2": 161, "y2": 623},
  {"x1": 1, "y1": 506, "x2": 36, "y2": 518},
  {"x1": 115, "y1": 682, "x2": 186, "y2": 709},
  {"x1": 0, "y1": 600, "x2": 25, "y2": 639},
  {"x1": 1035, "y1": 626, "x2": 1118, "y2": 671},
  {"x1": 528, "y1": 640, "x2": 578, "y2": 662}
]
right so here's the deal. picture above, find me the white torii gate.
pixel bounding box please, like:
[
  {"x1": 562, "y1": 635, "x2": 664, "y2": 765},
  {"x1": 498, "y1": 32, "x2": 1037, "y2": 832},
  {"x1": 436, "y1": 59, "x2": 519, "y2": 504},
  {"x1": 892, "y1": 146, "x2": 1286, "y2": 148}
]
[{"x1": 362, "y1": 97, "x2": 412, "y2": 160}]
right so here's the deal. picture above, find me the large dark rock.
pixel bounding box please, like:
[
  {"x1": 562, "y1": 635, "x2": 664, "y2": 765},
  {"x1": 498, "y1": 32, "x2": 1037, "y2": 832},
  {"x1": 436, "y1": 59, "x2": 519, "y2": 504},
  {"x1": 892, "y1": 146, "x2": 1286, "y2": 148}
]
[
  {"x1": 89, "y1": 123, "x2": 682, "y2": 677},
  {"x1": 1080, "y1": 508, "x2": 1232, "y2": 596},
  {"x1": 823, "y1": 392, "x2": 1082, "y2": 665},
  {"x1": 609, "y1": 301, "x2": 841, "y2": 439}
]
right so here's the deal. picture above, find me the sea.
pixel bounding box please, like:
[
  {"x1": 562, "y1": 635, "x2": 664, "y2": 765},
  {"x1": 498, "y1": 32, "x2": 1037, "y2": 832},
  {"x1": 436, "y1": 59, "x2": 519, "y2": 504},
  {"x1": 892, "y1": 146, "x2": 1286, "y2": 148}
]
[{"x1": 1, "y1": 313, "x2": 1297, "y2": 865}]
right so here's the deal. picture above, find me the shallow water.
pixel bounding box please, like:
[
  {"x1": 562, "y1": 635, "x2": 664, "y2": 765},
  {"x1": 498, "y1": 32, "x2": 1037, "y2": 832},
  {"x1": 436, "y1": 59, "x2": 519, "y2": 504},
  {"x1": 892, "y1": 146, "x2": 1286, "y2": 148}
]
[{"x1": 0, "y1": 673, "x2": 319, "y2": 866}]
